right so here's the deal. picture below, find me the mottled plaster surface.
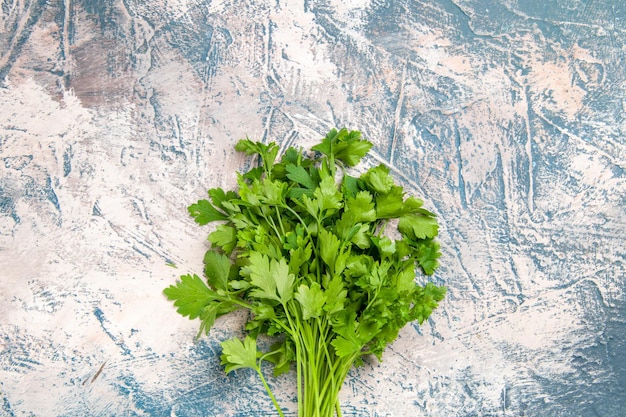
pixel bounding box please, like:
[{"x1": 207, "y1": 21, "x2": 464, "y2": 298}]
[{"x1": 1, "y1": 1, "x2": 625, "y2": 416}]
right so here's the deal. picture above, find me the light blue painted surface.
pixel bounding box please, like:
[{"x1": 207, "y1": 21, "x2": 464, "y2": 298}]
[{"x1": 1, "y1": 1, "x2": 624, "y2": 416}]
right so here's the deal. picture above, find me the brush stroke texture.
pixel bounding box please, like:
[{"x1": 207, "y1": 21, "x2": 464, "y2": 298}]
[{"x1": 1, "y1": 0, "x2": 624, "y2": 416}]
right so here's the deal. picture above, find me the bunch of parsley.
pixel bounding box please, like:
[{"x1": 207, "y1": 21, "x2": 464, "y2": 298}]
[{"x1": 164, "y1": 128, "x2": 446, "y2": 416}]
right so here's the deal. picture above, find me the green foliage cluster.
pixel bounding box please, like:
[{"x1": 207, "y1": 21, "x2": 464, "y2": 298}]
[{"x1": 164, "y1": 128, "x2": 446, "y2": 417}]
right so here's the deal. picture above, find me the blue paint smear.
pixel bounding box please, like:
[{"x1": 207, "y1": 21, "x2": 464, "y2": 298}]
[
  {"x1": 113, "y1": 371, "x2": 177, "y2": 417},
  {"x1": 63, "y1": 146, "x2": 73, "y2": 177},
  {"x1": 93, "y1": 307, "x2": 131, "y2": 356},
  {"x1": 3, "y1": 155, "x2": 32, "y2": 170},
  {"x1": 131, "y1": 245, "x2": 151, "y2": 259},
  {"x1": 80, "y1": 0, "x2": 119, "y2": 34},
  {"x1": 0, "y1": 0, "x2": 48, "y2": 83},
  {"x1": 159, "y1": 5, "x2": 233, "y2": 82},
  {"x1": 0, "y1": 188, "x2": 20, "y2": 225},
  {"x1": 44, "y1": 176, "x2": 61, "y2": 214},
  {"x1": 92, "y1": 201, "x2": 102, "y2": 217},
  {"x1": 0, "y1": 333, "x2": 43, "y2": 374},
  {"x1": 604, "y1": 302, "x2": 626, "y2": 415},
  {"x1": 17, "y1": 175, "x2": 62, "y2": 224},
  {"x1": 453, "y1": 124, "x2": 468, "y2": 210},
  {"x1": 1, "y1": 394, "x2": 16, "y2": 417}
]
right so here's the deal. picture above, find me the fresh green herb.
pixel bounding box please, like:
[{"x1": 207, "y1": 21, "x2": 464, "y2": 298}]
[{"x1": 164, "y1": 128, "x2": 446, "y2": 416}]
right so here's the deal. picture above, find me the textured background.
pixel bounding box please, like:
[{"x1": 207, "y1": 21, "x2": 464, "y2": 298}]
[{"x1": 1, "y1": 1, "x2": 625, "y2": 416}]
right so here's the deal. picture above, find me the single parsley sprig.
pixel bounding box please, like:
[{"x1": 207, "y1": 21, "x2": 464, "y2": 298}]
[{"x1": 164, "y1": 128, "x2": 446, "y2": 417}]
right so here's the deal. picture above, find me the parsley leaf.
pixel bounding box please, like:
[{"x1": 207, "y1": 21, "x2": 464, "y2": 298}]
[
  {"x1": 295, "y1": 282, "x2": 327, "y2": 320},
  {"x1": 361, "y1": 164, "x2": 395, "y2": 194},
  {"x1": 220, "y1": 335, "x2": 259, "y2": 374},
  {"x1": 208, "y1": 224, "x2": 237, "y2": 254},
  {"x1": 188, "y1": 199, "x2": 228, "y2": 224},
  {"x1": 286, "y1": 164, "x2": 317, "y2": 190},
  {"x1": 163, "y1": 274, "x2": 215, "y2": 320},
  {"x1": 244, "y1": 252, "x2": 294, "y2": 304},
  {"x1": 203, "y1": 250, "x2": 232, "y2": 292},
  {"x1": 312, "y1": 128, "x2": 373, "y2": 167},
  {"x1": 398, "y1": 213, "x2": 439, "y2": 240}
]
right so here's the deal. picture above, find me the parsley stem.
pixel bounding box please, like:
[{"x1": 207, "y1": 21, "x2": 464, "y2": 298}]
[
  {"x1": 228, "y1": 297, "x2": 253, "y2": 311},
  {"x1": 335, "y1": 400, "x2": 343, "y2": 417},
  {"x1": 255, "y1": 365, "x2": 285, "y2": 417},
  {"x1": 275, "y1": 207, "x2": 286, "y2": 236},
  {"x1": 283, "y1": 302, "x2": 304, "y2": 416},
  {"x1": 263, "y1": 212, "x2": 283, "y2": 241},
  {"x1": 377, "y1": 218, "x2": 390, "y2": 237},
  {"x1": 281, "y1": 203, "x2": 304, "y2": 226}
]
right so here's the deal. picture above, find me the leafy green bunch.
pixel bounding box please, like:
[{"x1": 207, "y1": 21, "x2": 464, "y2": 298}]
[{"x1": 164, "y1": 128, "x2": 446, "y2": 417}]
